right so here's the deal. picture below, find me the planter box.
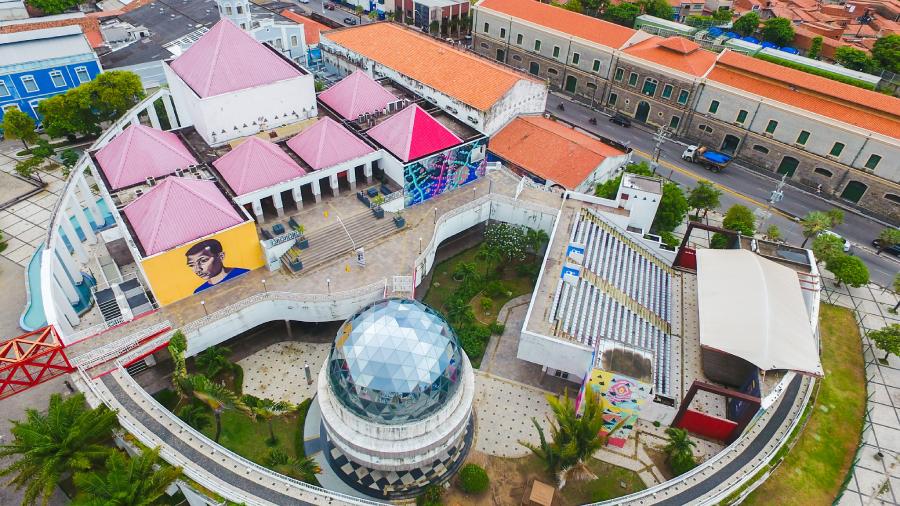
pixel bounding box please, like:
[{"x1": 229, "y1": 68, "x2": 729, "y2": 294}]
[
  {"x1": 380, "y1": 185, "x2": 390, "y2": 195},
  {"x1": 289, "y1": 217, "x2": 301, "y2": 229},
  {"x1": 296, "y1": 238, "x2": 309, "y2": 250},
  {"x1": 290, "y1": 259, "x2": 303, "y2": 272},
  {"x1": 373, "y1": 207, "x2": 384, "y2": 219},
  {"x1": 393, "y1": 215, "x2": 405, "y2": 228}
]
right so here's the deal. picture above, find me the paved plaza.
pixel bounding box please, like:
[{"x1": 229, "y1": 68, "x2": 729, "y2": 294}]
[{"x1": 238, "y1": 342, "x2": 329, "y2": 404}]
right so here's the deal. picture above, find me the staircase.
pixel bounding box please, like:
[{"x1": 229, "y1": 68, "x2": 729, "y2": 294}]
[
  {"x1": 281, "y1": 210, "x2": 401, "y2": 274},
  {"x1": 95, "y1": 288, "x2": 123, "y2": 324},
  {"x1": 125, "y1": 359, "x2": 148, "y2": 376}
]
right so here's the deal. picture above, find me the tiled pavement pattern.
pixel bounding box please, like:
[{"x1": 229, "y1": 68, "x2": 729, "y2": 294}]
[
  {"x1": 237, "y1": 342, "x2": 330, "y2": 404},
  {"x1": 678, "y1": 272, "x2": 726, "y2": 418},
  {"x1": 471, "y1": 373, "x2": 555, "y2": 458},
  {"x1": 823, "y1": 274, "x2": 900, "y2": 506}
]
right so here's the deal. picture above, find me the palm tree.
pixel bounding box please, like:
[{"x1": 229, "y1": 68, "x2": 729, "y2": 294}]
[
  {"x1": 445, "y1": 297, "x2": 474, "y2": 327},
  {"x1": 0, "y1": 393, "x2": 119, "y2": 506},
  {"x1": 800, "y1": 211, "x2": 833, "y2": 248},
  {"x1": 195, "y1": 345, "x2": 234, "y2": 379},
  {"x1": 475, "y1": 243, "x2": 503, "y2": 277},
  {"x1": 526, "y1": 228, "x2": 551, "y2": 264},
  {"x1": 178, "y1": 405, "x2": 212, "y2": 431},
  {"x1": 877, "y1": 228, "x2": 900, "y2": 255},
  {"x1": 189, "y1": 375, "x2": 250, "y2": 443},
  {"x1": 663, "y1": 427, "x2": 697, "y2": 465},
  {"x1": 261, "y1": 448, "x2": 322, "y2": 483},
  {"x1": 72, "y1": 447, "x2": 181, "y2": 506},
  {"x1": 252, "y1": 399, "x2": 296, "y2": 445},
  {"x1": 368, "y1": 9, "x2": 379, "y2": 21},
  {"x1": 892, "y1": 272, "x2": 900, "y2": 311},
  {"x1": 452, "y1": 261, "x2": 480, "y2": 287}
]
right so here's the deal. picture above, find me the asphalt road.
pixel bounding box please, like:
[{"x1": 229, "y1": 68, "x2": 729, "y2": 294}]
[
  {"x1": 289, "y1": 0, "x2": 372, "y2": 26},
  {"x1": 546, "y1": 93, "x2": 900, "y2": 288}
]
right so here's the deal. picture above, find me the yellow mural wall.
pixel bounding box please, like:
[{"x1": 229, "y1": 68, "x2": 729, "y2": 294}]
[
  {"x1": 140, "y1": 222, "x2": 264, "y2": 307},
  {"x1": 588, "y1": 369, "x2": 653, "y2": 446}
]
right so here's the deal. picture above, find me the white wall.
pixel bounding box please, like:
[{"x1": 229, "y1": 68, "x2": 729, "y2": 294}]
[
  {"x1": 483, "y1": 78, "x2": 548, "y2": 136},
  {"x1": 517, "y1": 330, "x2": 594, "y2": 379},
  {"x1": 572, "y1": 152, "x2": 631, "y2": 194}
]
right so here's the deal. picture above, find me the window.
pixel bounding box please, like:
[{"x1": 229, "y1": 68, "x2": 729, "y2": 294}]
[
  {"x1": 20, "y1": 76, "x2": 38, "y2": 93},
  {"x1": 829, "y1": 142, "x2": 844, "y2": 157},
  {"x1": 840, "y1": 181, "x2": 867, "y2": 203},
  {"x1": 291, "y1": 35, "x2": 298, "y2": 47},
  {"x1": 865, "y1": 154, "x2": 882, "y2": 170},
  {"x1": 796, "y1": 130, "x2": 810, "y2": 145},
  {"x1": 29, "y1": 100, "x2": 42, "y2": 120},
  {"x1": 529, "y1": 62, "x2": 539, "y2": 75},
  {"x1": 885, "y1": 194, "x2": 900, "y2": 204},
  {"x1": 534, "y1": 40, "x2": 541, "y2": 51},
  {"x1": 592, "y1": 59, "x2": 601, "y2": 72},
  {"x1": 662, "y1": 84, "x2": 673, "y2": 99},
  {"x1": 693, "y1": 3, "x2": 702, "y2": 7},
  {"x1": 642, "y1": 78, "x2": 657, "y2": 97},
  {"x1": 512, "y1": 55, "x2": 522, "y2": 61},
  {"x1": 496, "y1": 48, "x2": 505, "y2": 61},
  {"x1": 698, "y1": 124, "x2": 712, "y2": 133},
  {"x1": 553, "y1": 46, "x2": 560, "y2": 58},
  {"x1": 554, "y1": 370, "x2": 569, "y2": 380},
  {"x1": 548, "y1": 68, "x2": 558, "y2": 75},
  {"x1": 669, "y1": 116, "x2": 680, "y2": 129},
  {"x1": 614, "y1": 68, "x2": 624, "y2": 81},
  {"x1": 814, "y1": 168, "x2": 834, "y2": 177},
  {"x1": 765, "y1": 120, "x2": 778, "y2": 134},
  {"x1": 274, "y1": 38, "x2": 283, "y2": 49},
  {"x1": 0, "y1": 81, "x2": 8, "y2": 97},
  {"x1": 586, "y1": 82, "x2": 597, "y2": 90},
  {"x1": 628, "y1": 72, "x2": 638, "y2": 86},
  {"x1": 677, "y1": 89, "x2": 689, "y2": 104},
  {"x1": 708, "y1": 100, "x2": 719, "y2": 114},
  {"x1": 75, "y1": 67, "x2": 90, "y2": 83},
  {"x1": 49, "y1": 71, "x2": 65, "y2": 88},
  {"x1": 240, "y1": 22, "x2": 246, "y2": 29},
  {"x1": 236, "y1": 4, "x2": 243, "y2": 13},
  {"x1": 608, "y1": 92, "x2": 618, "y2": 106},
  {"x1": 736, "y1": 109, "x2": 748, "y2": 124},
  {"x1": 752, "y1": 144, "x2": 769, "y2": 154},
  {"x1": 480, "y1": 42, "x2": 489, "y2": 49},
  {"x1": 500, "y1": 28, "x2": 506, "y2": 39},
  {"x1": 483, "y1": 22, "x2": 489, "y2": 33},
  {"x1": 517, "y1": 33, "x2": 523, "y2": 45},
  {"x1": 226, "y1": 5, "x2": 232, "y2": 14}
]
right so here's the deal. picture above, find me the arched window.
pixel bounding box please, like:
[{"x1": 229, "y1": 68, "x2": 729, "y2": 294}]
[
  {"x1": 236, "y1": 4, "x2": 243, "y2": 13},
  {"x1": 777, "y1": 156, "x2": 799, "y2": 177},
  {"x1": 840, "y1": 181, "x2": 868, "y2": 203},
  {"x1": 752, "y1": 144, "x2": 769, "y2": 154},
  {"x1": 225, "y1": 3, "x2": 232, "y2": 14},
  {"x1": 813, "y1": 168, "x2": 833, "y2": 178},
  {"x1": 885, "y1": 194, "x2": 900, "y2": 204}
]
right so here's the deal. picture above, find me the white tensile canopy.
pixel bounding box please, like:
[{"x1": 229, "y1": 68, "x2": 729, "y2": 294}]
[{"x1": 696, "y1": 249, "x2": 823, "y2": 377}]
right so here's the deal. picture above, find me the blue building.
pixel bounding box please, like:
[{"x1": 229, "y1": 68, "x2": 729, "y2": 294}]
[{"x1": 0, "y1": 26, "x2": 102, "y2": 124}]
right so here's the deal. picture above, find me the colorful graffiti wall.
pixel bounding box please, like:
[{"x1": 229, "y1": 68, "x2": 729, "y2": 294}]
[
  {"x1": 588, "y1": 369, "x2": 653, "y2": 447},
  {"x1": 403, "y1": 138, "x2": 488, "y2": 206}
]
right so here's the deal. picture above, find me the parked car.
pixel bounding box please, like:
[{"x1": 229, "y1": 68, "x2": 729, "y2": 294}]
[
  {"x1": 873, "y1": 237, "x2": 900, "y2": 255},
  {"x1": 297, "y1": 0, "x2": 309, "y2": 4},
  {"x1": 609, "y1": 115, "x2": 631, "y2": 127},
  {"x1": 324, "y1": 3, "x2": 334, "y2": 9},
  {"x1": 820, "y1": 230, "x2": 851, "y2": 252},
  {"x1": 445, "y1": 38, "x2": 454, "y2": 43},
  {"x1": 344, "y1": 17, "x2": 357, "y2": 24}
]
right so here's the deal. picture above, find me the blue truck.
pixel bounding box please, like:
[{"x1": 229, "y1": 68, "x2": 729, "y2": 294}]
[{"x1": 682, "y1": 145, "x2": 732, "y2": 173}]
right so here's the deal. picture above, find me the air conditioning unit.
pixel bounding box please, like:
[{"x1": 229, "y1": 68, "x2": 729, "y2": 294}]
[
  {"x1": 175, "y1": 168, "x2": 184, "y2": 177},
  {"x1": 146, "y1": 176, "x2": 156, "y2": 186},
  {"x1": 388, "y1": 102, "x2": 396, "y2": 112},
  {"x1": 135, "y1": 189, "x2": 143, "y2": 198},
  {"x1": 382, "y1": 108, "x2": 387, "y2": 115}
]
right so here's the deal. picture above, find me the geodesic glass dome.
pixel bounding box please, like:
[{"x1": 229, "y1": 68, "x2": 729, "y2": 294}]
[{"x1": 327, "y1": 298, "x2": 464, "y2": 424}]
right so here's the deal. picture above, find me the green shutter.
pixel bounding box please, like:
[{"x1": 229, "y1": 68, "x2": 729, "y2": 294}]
[
  {"x1": 796, "y1": 131, "x2": 810, "y2": 145},
  {"x1": 736, "y1": 110, "x2": 748, "y2": 123},
  {"x1": 765, "y1": 120, "x2": 778, "y2": 134},
  {"x1": 829, "y1": 142, "x2": 844, "y2": 157},
  {"x1": 865, "y1": 154, "x2": 882, "y2": 170}
]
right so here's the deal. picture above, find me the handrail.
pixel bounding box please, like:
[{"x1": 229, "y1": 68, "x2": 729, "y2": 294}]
[{"x1": 70, "y1": 321, "x2": 172, "y2": 368}]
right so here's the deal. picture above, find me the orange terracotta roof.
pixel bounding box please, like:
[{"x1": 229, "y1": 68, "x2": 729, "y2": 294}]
[
  {"x1": 707, "y1": 64, "x2": 900, "y2": 139},
  {"x1": 280, "y1": 9, "x2": 331, "y2": 45},
  {"x1": 623, "y1": 36, "x2": 718, "y2": 76},
  {"x1": 488, "y1": 116, "x2": 625, "y2": 189},
  {"x1": 0, "y1": 16, "x2": 103, "y2": 47},
  {"x1": 478, "y1": 0, "x2": 637, "y2": 49},
  {"x1": 323, "y1": 23, "x2": 536, "y2": 111},
  {"x1": 87, "y1": 10, "x2": 124, "y2": 17},
  {"x1": 122, "y1": 0, "x2": 154, "y2": 12}
]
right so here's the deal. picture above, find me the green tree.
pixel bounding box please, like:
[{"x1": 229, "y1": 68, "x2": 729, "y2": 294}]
[
  {"x1": 603, "y1": 2, "x2": 640, "y2": 25},
  {"x1": 827, "y1": 209, "x2": 844, "y2": 226},
  {"x1": 59, "y1": 148, "x2": 79, "y2": 178},
  {"x1": 0, "y1": 108, "x2": 38, "y2": 149},
  {"x1": 595, "y1": 162, "x2": 655, "y2": 198},
  {"x1": 25, "y1": 0, "x2": 79, "y2": 14},
  {"x1": 563, "y1": 0, "x2": 584, "y2": 12},
  {"x1": 877, "y1": 228, "x2": 900, "y2": 255},
  {"x1": 445, "y1": 297, "x2": 475, "y2": 327},
  {"x1": 597, "y1": 163, "x2": 686, "y2": 233},
  {"x1": 643, "y1": 0, "x2": 673, "y2": 19},
  {"x1": 760, "y1": 17, "x2": 794, "y2": 47},
  {"x1": 72, "y1": 447, "x2": 181, "y2": 506},
  {"x1": 0, "y1": 393, "x2": 119, "y2": 506},
  {"x1": 261, "y1": 448, "x2": 321, "y2": 483},
  {"x1": 732, "y1": 12, "x2": 760, "y2": 37},
  {"x1": 526, "y1": 227, "x2": 551, "y2": 263},
  {"x1": 825, "y1": 255, "x2": 869, "y2": 287},
  {"x1": 868, "y1": 324, "x2": 900, "y2": 361},
  {"x1": 458, "y1": 463, "x2": 489, "y2": 493},
  {"x1": 189, "y1": 375, "x2": 250, "y2": 443},
  {"x1": 448, "y1": 17, "x2": 459, "y2": 38},
  {"x1": 723, "y1": 205, "x2": 756, "y2": 236},
  {"x1": 663, "y1": 427, "x2": 697, "y2": 475},
  {"x1": 14, "y1": 157, "x2": 43, "y2": 183},
  {"x1": 195, "y1": 345, "x2": 234, "y2": 379},
  {"x1": 834, "y1": 46, "x2": 879, "y2": 74},
  {"x1": 31, "y1": 139, "x2": 54, "y2": 168},
  {"x1": 872, "y1": 34, "x2": 900, "y2": 73},
  {"x1": 765, "y1": 224, "x2": 782, "y2": 241},
  {"x1": 430, "y1": 20, "x2": 440, "y2": 35},
  {"x1": 892, "y1": 272, "x2": 900, "y2": 311},
  {"x1": 712, "y1": 8, "x2": 733, "y2": 21},
  {"x1": 354, "y1": 4, "x2": 364, "y2": 21},
  {"x1": 252, "y1": 399, "x2": 295, "y2": 445},
  {"x1": 811, "y1": 233, "x2": 844, "y2": 263},
  {"x1": 452, "y1": 261, "x2": 481, "y2": 287},
  {"x1": 368, "y1": 9, "x2": 379, "y2": 21},
  {"x1": 808, "y1": 36, "x2": 823, "y2": 59},
  {"x1": 800, "y1": 211, "x2": 832, "y2": 247},
  {"x1": 38, "y1": 71, "x2": 145, "y2": 139},
  {"x1": 475, "y1": 243, "x2": 503, "y2": 277},
  {"x1": 686, "y1": 180, "x2": 722, "y2": 220},
  {"x1": 178, "y1": 405, "x2": 212, "y2": 431}
]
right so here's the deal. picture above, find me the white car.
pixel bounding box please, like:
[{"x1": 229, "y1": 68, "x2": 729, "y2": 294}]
[
  {"x1": 820, "y1": 230, "x2": 851, "y2": 252},
  {"x1": 298, "y1": 0, "x2": 309, "y2": 4}
]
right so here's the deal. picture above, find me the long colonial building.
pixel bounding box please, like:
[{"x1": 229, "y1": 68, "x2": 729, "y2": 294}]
[{"x1": 472, "y1": 0, "x2": 900, "y2": 221}]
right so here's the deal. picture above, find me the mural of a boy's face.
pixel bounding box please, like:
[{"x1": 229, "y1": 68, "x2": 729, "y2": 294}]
[{"x1": 186, "y1": 248, "x2": 226, "y2": 282}]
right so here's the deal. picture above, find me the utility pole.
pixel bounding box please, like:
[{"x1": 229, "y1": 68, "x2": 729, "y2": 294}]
[
  {"x1": 756, "y1": 173, "x2": 786, "y2": 230},
  {"x1": 650, "y1": 125, "x2": 667, "y2": 174}
]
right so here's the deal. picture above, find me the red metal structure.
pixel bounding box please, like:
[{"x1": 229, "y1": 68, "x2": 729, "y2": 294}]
[
  {"x1": 672, "y1": 381, "x2": 761, "y2": 444},
  {"x1": 0, "y1": 326, "x2": 74, "y2": 400},
  {"x1": 672, "y1": 222, "x2": 739, "y2": 270}
]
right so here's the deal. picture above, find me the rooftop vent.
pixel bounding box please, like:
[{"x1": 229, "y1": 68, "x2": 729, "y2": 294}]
[
  {"x1": 146, "y1": 176, "x2": 156, "y2": 186},
  {"x1": 135, "y1": 189, "x2": 143, "y2": 198},
  {"x1": 175, "y1": 168, "x2": 184, "y2": 177}
]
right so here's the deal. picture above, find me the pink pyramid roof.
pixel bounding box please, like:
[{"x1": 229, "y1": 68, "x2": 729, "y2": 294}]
[
  {"x1": 286, "y1": 117, "x2": 374, "y2": 171},
  {"x1": 169, "y1": 19, "x2": 303, "y2": 98},
  {"x1": 367, "y1": 104, "x2": 462, "y2": 162},
  {"x1": 318, "y1": 70, "x2": 399, "y2": 121},
  {"x1": 123, "y1": 177, "x2": 244, "y2": 256},
  {"x1": 213, "y1": 137, "x2": 307, "y2": 196},
  {"x1": 95, "y1": 124, "x2": 198, "y2": 190}
]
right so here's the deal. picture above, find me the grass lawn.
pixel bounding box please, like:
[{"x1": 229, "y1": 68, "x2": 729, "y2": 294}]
[
  {"x1": 199, "y1": 409, "x2": 300, "y2": 465},
  {"x1": 741, "y1": 304, "x2": 866, "y2": 506}
]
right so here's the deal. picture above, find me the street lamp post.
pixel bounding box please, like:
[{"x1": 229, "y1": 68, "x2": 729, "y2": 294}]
[
  {"x1": 419, "y1": 237, "x2": 423, "y2": 254},
  {"x1": 327, "y1": 278, "x2": 331, "y2": 294},
  {"x1": 473, "y1": 186, "x2": 477, "y2": 202},
  {"x1": 788, "y1": 216, "x2": 801, "y2": 243},
  {"x1": 262, "y1": 279, "x2": 267, "y2": 293},
  {"x1": 201, "y1": 300, "x2": 208, "y2": 316},
  {"x1": 434, "y1": 207, "x2": 438, "y2": 224}
]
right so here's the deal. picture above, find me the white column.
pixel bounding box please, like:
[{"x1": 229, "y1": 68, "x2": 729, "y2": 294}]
[
  {"x1": 76, "y1": 174, "x2": 104, "y2": 227},
  {"x1": 253, "y1": 200, "x2": 265, "y2": 223},
  {"x1": 272, "y1": 191, "x2": 284, "y2": 218},
  {"x1": 311, "y1": 179, "x2": 322, "y2": 203},
  {"x1": 292, "y1": 186, "x2": 304, "y2": 210},
  {"x1": 69, "y1": 195, "x2": 97, "y2": 245},
  {"x1": 53, "y1": 281, "x2": 80, "y2": 326},
  {"x1": 54, "y1": 236, "x2": 81, "y2": 282},
  {"x1": 147, "y1": 102, "x2": 161, "y2": 130},
  {"x1": 364, "y1": 162, "x2": 373, "y2": 184},
  {"x1": 329, "y1": 173, "x2": 340, "y2": 197},
  {"x1": 54, "y1": 307, "x2": 74, "y2": 337},
  {"x1": 347, "y1": 165, "x2": 357, "y2": 191},
  {"x1": 163, "y1": 95, "x2": 179, "y2": 129},
  {"x1": 59, "y1": 217, "x2": 89, "y2": 264},
  {"x1": 55, "y1": 268, "x2": 79, "y2": 304}
]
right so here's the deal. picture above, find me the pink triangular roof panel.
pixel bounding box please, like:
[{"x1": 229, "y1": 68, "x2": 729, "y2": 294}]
[
  {"x1": 366, "y1": 104, "x2": 462, "y2": 162},
  {"x1": 318, "y1": 70, "x2": 399, "y2": 121},
  {"x1": 212, "y1": 136, "x2": 307, "y2": 195},
  {"x1": 170, "y1": 19, "x2": 303, "y2": 98},
  {"x1": 123, "y1": 177, "x2": 244, "y2": 256},
  {"x1": 285, "y1": 117, "x2": 374, "y2": 171},
  {"x1": 95, "y1": 124, "x2": 198, "y2": 190}
]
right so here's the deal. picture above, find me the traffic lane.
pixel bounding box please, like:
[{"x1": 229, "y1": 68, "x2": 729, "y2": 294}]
[{"x1": 288, "y1": 0, "x2": 363, "y2": 25}]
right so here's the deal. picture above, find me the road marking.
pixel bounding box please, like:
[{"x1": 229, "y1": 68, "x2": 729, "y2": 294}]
[{"x1": 634, "y1": 149, "x2": 795, "y2": 220}]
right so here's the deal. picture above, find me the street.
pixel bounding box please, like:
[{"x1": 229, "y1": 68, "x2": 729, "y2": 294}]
[
  {"x1": 288, "y1": 0, "x2": 370, "y2": 26},
  {"x1": 546, "y1": 94, "x2": 900, "y2": 288}
]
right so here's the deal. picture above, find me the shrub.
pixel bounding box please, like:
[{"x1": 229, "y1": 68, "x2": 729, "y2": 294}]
[
  {"x1": 484, "y1": 280, "x2": 507, "y2": 298},
  {"x1": 458, "y1": 463, "x2": 489, "y2": 493},
  {"x1": 419, "y1": 483, "x2": 445, "y2": 506},
  {"x1": 659, "y1": 231, "x2": 679, "y2": 248},
  {"x1": 241, "y1": 394, "x2": 261, "y2": 408},
  {"x1": 489, "y1": 322, "x2": 505, "y2": 335},
  {"x1": 234, "y1": 363, "x2": 244, "y2": 395},
  {"x1": 671, "y1": 453, "x2": 697, "y2": 476},
  {"x1": 481, "y1": 297, "x2": 493, "y2": 310},
  {"x1": 153, "y1": 389, "x2": 177, "y2": 410},
  {"x1": 295, "y1": 398, "x2": 313, "y2": 458},
  {"x1": 755, "y1": 53, "x2": 876, "y2": 90},
  {"x1": 457, "y1": 324, "x2": 492, "y2": 359}
]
